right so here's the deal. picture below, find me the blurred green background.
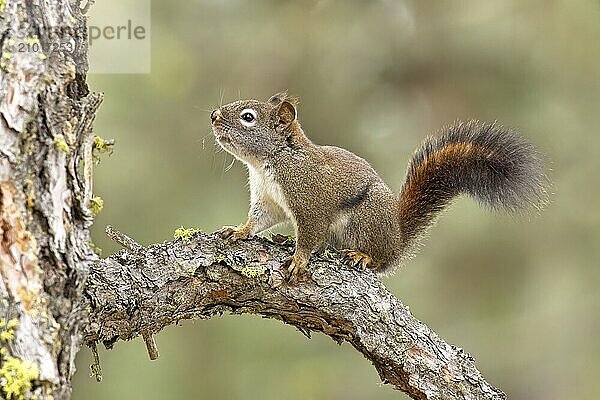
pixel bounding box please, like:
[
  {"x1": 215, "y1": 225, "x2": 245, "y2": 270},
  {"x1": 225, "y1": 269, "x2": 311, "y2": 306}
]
[{"x1": 73, "y1": 1, "x2": 600, "y2": 399}]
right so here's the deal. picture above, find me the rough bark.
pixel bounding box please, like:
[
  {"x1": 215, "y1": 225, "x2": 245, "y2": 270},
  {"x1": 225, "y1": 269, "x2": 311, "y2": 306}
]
[
  {"x1": 0, "y1": 0, "x2": 99, "y2": 398},
  {"x1": 84, "y1": 229, "x2": 506, "y2": 400}
]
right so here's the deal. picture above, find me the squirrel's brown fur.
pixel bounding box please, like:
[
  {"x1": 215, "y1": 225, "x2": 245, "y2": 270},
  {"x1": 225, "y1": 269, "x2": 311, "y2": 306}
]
[{"x1": 211, "y1": 92, "x2": 547, "y2": 281}]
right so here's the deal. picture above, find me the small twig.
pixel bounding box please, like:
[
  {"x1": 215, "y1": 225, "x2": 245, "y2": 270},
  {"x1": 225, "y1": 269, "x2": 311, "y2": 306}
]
[
  {"x1": 79, "y1": 0, "x2": 96, "y2": 15},
  {"x1": 105, "y1": 225, "x2": 143, "y2": 252},
  {"x1": 89, "y1": 343, "x2": 102, "y2": 382},
  {"x1": 142, "y1": 331, "x2": 160, "y2": 360}
]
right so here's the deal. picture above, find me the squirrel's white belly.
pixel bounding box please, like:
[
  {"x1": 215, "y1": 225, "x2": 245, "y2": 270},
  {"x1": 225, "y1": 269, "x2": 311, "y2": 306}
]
[{"x1": 248, "y1": 165, "x2": 295, "y2": 224}]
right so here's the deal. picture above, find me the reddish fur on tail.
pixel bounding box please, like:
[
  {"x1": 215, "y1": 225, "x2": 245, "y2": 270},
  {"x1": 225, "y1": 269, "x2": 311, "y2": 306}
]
[{"x1": 398, "y1": 120, "x2": 548, "y2": 260}]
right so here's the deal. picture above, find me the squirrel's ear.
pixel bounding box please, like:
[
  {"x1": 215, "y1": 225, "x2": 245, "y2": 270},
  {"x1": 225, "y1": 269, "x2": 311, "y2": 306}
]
[
  {"x1": 275, "y1": 101, "x2": 297, "y2": 133},
  {"x1": 268, "y1": 91, "x2": 288, "y2": 106}
]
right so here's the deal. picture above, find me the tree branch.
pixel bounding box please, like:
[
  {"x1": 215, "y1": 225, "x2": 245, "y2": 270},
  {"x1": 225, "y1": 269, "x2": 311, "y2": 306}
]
[{"x1": 83, "y1": 229, "x2": 505, "y2": 400}]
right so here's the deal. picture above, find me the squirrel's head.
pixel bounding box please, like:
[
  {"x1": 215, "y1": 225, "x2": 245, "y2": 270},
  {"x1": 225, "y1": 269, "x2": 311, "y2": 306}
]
[{"x1": 211, "y1": 92, "x2": 302, "y2": 166}]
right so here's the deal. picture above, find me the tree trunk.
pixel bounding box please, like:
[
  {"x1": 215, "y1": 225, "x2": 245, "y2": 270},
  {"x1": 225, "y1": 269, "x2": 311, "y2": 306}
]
[
  {"x1": 1, "y1": 0, "x2": 100, "y2": 397},
  {"x1": 0, "y1": 1, "x2": 505, "y2": 399}
]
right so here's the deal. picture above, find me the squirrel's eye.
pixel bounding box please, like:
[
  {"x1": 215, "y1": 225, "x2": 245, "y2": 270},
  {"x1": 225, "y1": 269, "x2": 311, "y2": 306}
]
[{"x1": 239, "y1": 108, "x2": 257, "y2": 127}]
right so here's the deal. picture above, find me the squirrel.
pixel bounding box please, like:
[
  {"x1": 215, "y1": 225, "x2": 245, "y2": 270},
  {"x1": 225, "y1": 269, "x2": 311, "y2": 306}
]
[{"x1": 211, "y1": 92, "x2": 547, "y2": 282}]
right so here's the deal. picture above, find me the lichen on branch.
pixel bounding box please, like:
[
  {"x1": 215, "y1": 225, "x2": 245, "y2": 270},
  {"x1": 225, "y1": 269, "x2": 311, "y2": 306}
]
[{"x1": 0, "y1": 319, "x2": 40, "y2": 400}]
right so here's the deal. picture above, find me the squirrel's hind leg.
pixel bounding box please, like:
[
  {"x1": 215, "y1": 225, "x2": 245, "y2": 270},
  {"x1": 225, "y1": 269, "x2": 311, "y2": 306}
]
[{"x1": 341, "y1": 249, "x2": 374, "y2": 269}]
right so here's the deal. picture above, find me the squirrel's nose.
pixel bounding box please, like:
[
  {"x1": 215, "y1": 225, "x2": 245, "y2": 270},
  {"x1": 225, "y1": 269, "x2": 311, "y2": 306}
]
[{"x1": 211, "y1": 109, "x2": 222, "y2": 124}]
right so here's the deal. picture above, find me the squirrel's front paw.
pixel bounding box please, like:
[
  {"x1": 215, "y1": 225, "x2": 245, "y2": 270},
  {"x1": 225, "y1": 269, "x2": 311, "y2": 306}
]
[
  {"x1": 284, "y1": 255, "x2": 310, "y2": 284},
  {"x1": 216, "y1": 225, "x2": 250, "y2": 241}
]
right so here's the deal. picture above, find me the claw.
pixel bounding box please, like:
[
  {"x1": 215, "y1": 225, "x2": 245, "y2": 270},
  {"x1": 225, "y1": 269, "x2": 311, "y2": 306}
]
[
  {"x1": 217, "y1": 226, "x2": 235, "y2": 239},
  {"x1": 342, "y1": 249, "x2": 373, "y2": 269},
  {"x1": 285, "y1": 255, "x2": 309, "y2": 284},
  {"x1": 216, "y1": 225, "x2": 250, "y2": 241}
]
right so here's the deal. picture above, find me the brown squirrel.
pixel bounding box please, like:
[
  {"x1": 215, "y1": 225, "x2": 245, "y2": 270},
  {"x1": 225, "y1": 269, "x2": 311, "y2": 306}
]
[{"x1": 211, "y1": 92, "x2": 547, "y2": 282}]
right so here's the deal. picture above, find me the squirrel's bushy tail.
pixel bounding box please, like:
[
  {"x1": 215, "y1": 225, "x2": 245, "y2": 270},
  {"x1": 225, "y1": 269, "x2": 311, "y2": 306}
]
[{"x1": 398, "y1": 120, "x2": 548, "y2": 259}]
